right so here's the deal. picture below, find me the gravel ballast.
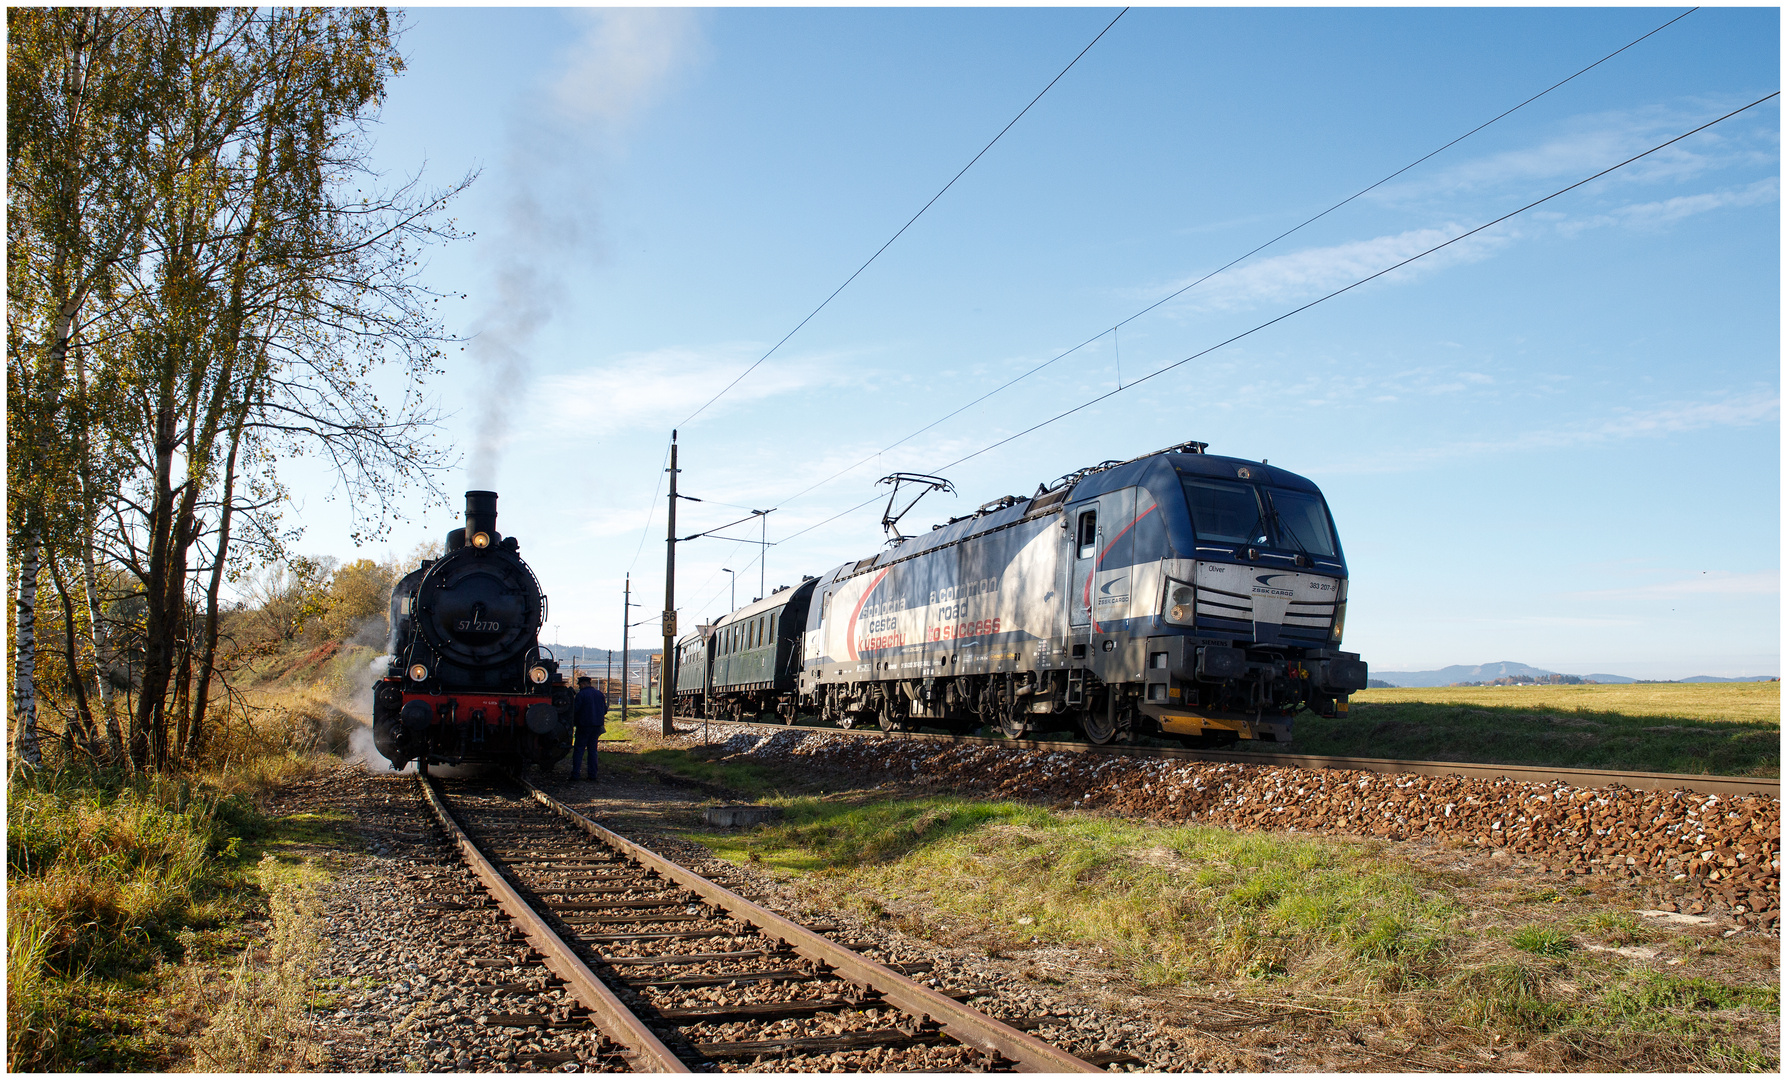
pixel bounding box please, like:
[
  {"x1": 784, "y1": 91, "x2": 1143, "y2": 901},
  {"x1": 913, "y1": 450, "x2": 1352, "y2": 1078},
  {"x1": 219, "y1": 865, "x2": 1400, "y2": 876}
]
[{"x1": 700, "y1": 728, "x2": 1781, "y2": 929}]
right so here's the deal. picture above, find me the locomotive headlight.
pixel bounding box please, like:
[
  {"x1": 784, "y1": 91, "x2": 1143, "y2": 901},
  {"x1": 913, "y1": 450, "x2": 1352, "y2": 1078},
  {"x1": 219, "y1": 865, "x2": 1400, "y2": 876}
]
[
  {"x1": 408, "y1": 662, "x2": 429, "y2": 682},
  {"x1": 1330, "y1": 601, "x2": 1347, "y2": 643},
  {"x1": 1163, "y1": 579, "x2": 1196, "y2": 626},
  {"x1": 470, "y1": 531, "x2": 491, "y2": 549},
  {"x1": 529, "y1": 665, "x2": 550, "y2": 685}
]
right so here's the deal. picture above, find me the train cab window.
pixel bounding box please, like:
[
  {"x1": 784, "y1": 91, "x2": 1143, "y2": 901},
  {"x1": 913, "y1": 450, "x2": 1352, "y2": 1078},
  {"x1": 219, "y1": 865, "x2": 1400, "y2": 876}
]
[
  {"x1": 1264, "y1": 487, "x2": 1339, "y2": 557},
  {"x1": 1182, "y1": 477, "x2": 1269, "y2": 546},
  {"x1": 1076, "y1": 510, "x2": 1098, "y2": 559},
  {"x1": 769, "y1": 613, "x2": 778, "y2": 643},
  {"x1": 821, "y1": 592, "x2": 833, "y2": 622}
]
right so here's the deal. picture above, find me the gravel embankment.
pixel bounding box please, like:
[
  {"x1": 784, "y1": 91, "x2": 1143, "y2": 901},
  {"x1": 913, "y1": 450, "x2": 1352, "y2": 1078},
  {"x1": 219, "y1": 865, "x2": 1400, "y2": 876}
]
[
  {"x1": 705, "y1": 729, "x2": 1781, "y2": 929},
  {"x1": 286, "y1": 772, "x2": 627, "y2": 1072},
  {"x1": 284, "y1": 767, "x2": 1193, "y2": 1071}
]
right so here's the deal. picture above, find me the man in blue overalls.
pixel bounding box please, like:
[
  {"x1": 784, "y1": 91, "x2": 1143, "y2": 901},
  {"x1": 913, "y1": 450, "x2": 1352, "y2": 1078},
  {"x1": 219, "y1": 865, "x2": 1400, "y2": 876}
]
[{"x1": 568, "y1": 676, "x2": 607, "y2": 781}]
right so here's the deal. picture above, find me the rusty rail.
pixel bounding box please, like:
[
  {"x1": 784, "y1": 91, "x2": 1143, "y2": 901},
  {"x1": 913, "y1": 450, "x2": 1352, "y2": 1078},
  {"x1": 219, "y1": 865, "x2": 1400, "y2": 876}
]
[
  {"x1": 519, "y1": 776, "x2": 1101, "y2": 1073},
  {"x1": 419, "y1": 778, "x2": 689, "y2": 1073},
  {"x1": 686, "y1": 717, "x2": 1779, "y2": 799}
]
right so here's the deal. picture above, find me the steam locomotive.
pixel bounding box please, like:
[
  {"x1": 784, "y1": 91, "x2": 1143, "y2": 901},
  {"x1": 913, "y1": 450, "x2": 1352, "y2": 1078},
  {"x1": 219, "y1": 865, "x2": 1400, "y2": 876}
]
[
  {"x1": 372, "y1": 491, "x2": 573, "y2": 772},
  {"x1": 677, "y1": 441, "x2": 1368, "y2": 746}
]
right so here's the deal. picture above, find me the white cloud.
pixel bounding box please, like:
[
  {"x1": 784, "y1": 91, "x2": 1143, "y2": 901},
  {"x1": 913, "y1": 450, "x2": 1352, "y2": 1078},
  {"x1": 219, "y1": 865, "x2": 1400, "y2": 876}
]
[
  {"x1": 1373, "y1": 102, "x2": 1776, "y2": 204},
  {"x1": 539, "y1": 346, "x2": 850, "y2": 433},
  {"x1": 1566, "y1": 571, "x2": 1780, "y2": 600},
  {"x1": 1558, "y1": 177, "x2": 1780, "y2": 236},
  {"x1": 1327, "y1": 390, "x2": 1780, "y2": 473},
  {"x1": 552, "y1": 9, "x2": 702, "y2": 127},
  {"x1": 1149, "y1": 224, "x2": 1515, "y2": 316}
]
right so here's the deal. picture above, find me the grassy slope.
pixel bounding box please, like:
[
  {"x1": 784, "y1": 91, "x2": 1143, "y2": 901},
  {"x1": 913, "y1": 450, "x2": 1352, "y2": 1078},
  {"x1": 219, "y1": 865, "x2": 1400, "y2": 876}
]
[
  {"x1": 683, "y1": 789, "x2": 1779, "y2": 1070},
  {"x1": 6, "y1": 638, "x2": 377, "y2": 1070},
  {"x1": 6, "y1": 760, "x2": 351, "y2": 1070},
  {"x1": 1263, "y1": 682, "x2": 1780, "y2": 776}
]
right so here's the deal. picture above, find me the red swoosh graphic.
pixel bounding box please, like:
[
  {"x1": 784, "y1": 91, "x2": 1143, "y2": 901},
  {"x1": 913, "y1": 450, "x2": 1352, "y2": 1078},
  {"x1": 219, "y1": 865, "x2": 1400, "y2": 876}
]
[
  {"x1": 844, "y1": 568, "x2": 890, "y2": 661},
  {"x1": 1085, "y1": 502, "x2": 1157, "y2": 634}
]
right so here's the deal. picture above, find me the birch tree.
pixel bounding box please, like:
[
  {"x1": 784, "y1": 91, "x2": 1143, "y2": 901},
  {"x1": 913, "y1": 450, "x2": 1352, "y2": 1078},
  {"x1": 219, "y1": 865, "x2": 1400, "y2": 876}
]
[
  {"x1": 7, "y1": 8, "x2": 158, "y2": 767},
  {"x1": 9, "y1": 8, "x2": 469, "y2": 770}
]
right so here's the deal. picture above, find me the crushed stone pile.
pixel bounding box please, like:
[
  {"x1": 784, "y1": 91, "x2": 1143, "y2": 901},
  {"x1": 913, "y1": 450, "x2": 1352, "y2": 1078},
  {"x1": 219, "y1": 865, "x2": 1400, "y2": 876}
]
[{"x1": 712, "y1": 729, "x2": 1781, "y2": 930}]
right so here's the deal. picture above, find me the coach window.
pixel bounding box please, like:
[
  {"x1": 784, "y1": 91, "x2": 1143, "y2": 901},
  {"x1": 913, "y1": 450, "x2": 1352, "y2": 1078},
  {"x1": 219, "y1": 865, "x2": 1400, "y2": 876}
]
[{"x1": 1077, "y1": 510, "x2": 1098, "y2": 559}]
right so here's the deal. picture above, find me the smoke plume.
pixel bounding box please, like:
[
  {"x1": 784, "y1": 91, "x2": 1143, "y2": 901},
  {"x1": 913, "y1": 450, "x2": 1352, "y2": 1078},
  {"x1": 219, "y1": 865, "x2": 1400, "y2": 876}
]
[{"x1": 464, "y1": 10, "x2": 701, "y2": 487}]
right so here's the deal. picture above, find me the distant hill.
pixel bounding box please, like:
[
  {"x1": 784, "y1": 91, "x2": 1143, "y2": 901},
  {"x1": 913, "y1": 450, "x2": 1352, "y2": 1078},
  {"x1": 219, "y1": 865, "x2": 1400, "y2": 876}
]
[
  {"x1": 1370, "y1": 663, "x2": 1775, "y2": 688},
  {"x1": 1373, "y1": 661, "x2": 1559, "y2": 688}
]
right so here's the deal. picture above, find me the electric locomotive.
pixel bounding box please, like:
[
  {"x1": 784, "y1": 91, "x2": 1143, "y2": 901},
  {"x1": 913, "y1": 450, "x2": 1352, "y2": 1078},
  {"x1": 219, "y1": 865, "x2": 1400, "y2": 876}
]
[
  {"x1": 683, "y1": 440, "x2": 1367, "y2": 746},
  {"x1": 372, "y1": 491, "x2": 573, "y2": 772}
]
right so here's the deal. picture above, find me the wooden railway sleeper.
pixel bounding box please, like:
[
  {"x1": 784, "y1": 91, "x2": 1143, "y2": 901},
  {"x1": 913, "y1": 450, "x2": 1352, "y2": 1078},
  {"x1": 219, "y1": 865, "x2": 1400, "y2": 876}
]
[
  {"x1": 519, "y1": 776, "x2": 1102, "y2": 1073},
  {"x1": 420, "y1": 778, "x2": 689, "y2": 1073}
]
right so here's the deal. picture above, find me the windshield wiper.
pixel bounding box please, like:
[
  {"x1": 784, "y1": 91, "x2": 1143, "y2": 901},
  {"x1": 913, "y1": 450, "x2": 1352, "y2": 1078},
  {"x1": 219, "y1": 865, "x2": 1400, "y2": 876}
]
[{"x1": 1267, "y1": 499, "x2": 1310, "y2": 555}]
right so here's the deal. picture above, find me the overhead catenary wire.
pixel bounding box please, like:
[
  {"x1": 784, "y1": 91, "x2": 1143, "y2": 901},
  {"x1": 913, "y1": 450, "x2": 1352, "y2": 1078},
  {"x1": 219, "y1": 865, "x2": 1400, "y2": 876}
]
[
  {"x1": 625, "y1": 437, "x2": 674, "y2": 574},
  {"x1": 777, "y1": 90, "x2": 1781, "y2": 545},
  {"x1": 667, "y1": 11, "x2": 1721, "y2": 621},
  {"x1": 928, "y1": 91, "x2": 1781, "y2": 474},
  {"x1": 770, "y1": 6, "x2": 1702, "y2": 511},
  {"x1": 675, "y1": 7, "x2": 1130, "y2": 430}
]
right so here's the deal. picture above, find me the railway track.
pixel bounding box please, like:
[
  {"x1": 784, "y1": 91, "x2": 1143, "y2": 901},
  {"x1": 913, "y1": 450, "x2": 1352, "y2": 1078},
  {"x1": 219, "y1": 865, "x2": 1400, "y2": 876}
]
[
  {"x1": 679, "y1": 716, "x2": 1778, "y2": 799},
  {"x1": 419, "y1": 775, "x2": 1110, "y2": 1073}
]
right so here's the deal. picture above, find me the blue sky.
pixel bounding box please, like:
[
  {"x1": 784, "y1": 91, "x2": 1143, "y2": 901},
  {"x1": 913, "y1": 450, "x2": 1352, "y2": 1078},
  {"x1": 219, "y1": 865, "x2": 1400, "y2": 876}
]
[{"x1": 282, "y1": 6, "x2": 1779, "y2": 679}]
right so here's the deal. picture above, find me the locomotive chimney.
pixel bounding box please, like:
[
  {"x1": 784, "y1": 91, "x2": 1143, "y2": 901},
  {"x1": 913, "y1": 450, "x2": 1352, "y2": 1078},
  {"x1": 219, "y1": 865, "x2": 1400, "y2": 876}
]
[
  {"x1": 466, "y1": 490, "x2": 498, "y2": 538},
  {"x1": 449, "y1": 490, "x2": 500, "y2": 551}
]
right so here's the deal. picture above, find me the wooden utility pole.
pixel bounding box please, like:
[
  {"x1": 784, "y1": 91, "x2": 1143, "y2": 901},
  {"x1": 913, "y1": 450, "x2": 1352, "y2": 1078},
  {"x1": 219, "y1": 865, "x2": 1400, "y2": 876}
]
[{"x1": 661, "y1": 432, "x2": 679, "y2": 737}]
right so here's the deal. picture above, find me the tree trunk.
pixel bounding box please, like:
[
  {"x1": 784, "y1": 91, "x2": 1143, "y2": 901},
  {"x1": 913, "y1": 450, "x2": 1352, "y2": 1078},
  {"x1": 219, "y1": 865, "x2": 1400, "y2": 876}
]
[
  {"x1": 46, "y1": 552, "x2": 104, "y2": 759},
  {"x1": 170, "y1": 607, "x2": 193, "y2": 770},
  {"x1": 186, "y1": 399, "x2": 249, "y2": 764},
  {"x1": 79, "y1": 524, "x2": 125, "y2": 763},
  {"x1": 72, "y1": 344, "x2": 125, "y2": 764},
  {"x1": 133, "y1": 401, "x2": 179, "y2": 771},
  {"x1": 12, "y1": 522, "x2": 44, "y2": 768}
]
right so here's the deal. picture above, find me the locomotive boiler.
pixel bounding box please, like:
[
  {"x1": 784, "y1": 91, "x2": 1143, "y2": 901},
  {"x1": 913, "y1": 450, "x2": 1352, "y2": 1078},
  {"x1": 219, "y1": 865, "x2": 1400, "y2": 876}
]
[
  {"x1": 679, "y1": 441, "x2": 1368, "y2": 746},
  {"x1": 372, "y1": 491, "x2": 572, "y2": 772}
]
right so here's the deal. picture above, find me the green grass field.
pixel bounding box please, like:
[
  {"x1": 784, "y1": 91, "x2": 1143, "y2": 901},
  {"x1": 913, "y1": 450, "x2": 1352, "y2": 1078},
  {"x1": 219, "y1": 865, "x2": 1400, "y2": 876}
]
[
  {"x1": 1269, "y1": 682, "x2": 1779, "y2": 776},
  {"x1": 686, "y1": 793, "x2": 1779, "y2": 1070}
]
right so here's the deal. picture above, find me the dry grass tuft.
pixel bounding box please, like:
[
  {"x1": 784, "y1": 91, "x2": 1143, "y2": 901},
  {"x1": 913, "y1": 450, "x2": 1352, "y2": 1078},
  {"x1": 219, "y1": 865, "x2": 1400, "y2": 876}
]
[{"x1": 189, "y1": 855, "x2": 328, "y2": 1071}]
